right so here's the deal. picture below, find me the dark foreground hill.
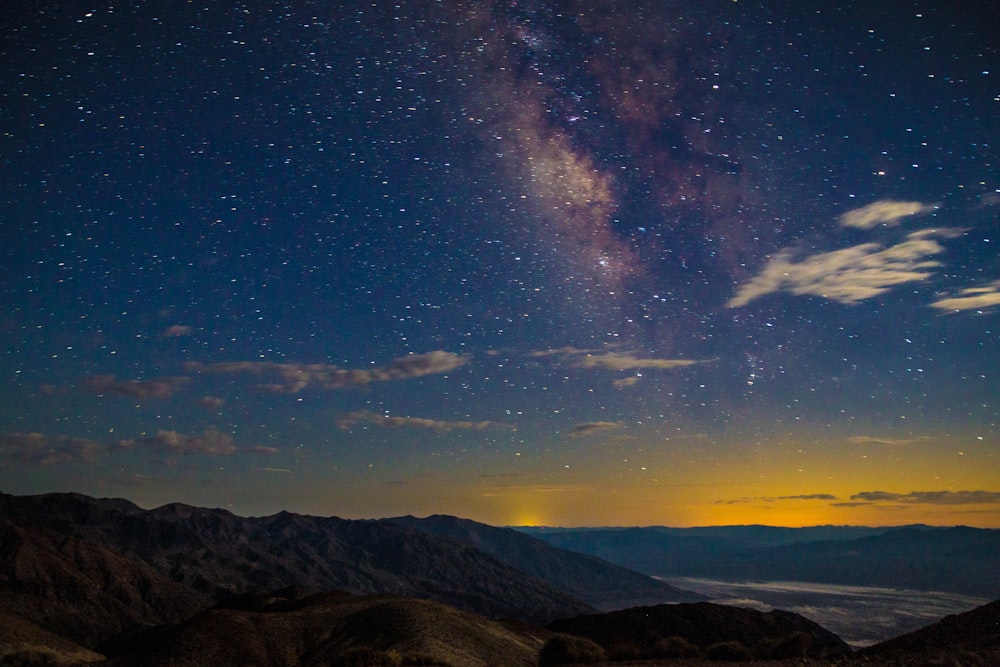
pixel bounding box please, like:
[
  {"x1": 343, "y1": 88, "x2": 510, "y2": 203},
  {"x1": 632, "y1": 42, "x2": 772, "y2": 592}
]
[
  {"x1": 860, "y1": 599, "x2": 1000, "y2": 665},
  {"x1": 98, "y1": 588, "x2": 547, "y2": 667},
  {"x1": 546, "y1": 601, "x2": 852, "y2": 662}
]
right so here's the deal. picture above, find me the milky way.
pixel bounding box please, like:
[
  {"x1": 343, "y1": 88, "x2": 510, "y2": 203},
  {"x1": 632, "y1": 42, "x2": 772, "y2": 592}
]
[{"x1": 1, "y1": 1, "x2": 997, "y2": 526}]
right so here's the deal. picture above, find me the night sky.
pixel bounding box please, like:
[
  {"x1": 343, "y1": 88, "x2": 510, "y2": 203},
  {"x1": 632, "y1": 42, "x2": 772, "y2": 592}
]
[{"x1": 2, "y1": 1, "x2": 998, "y2": 527}]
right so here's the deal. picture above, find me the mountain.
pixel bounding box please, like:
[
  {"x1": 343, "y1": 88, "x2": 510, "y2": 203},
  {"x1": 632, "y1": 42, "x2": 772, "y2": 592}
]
[
  {"x1": 545, "y1": 601, "x2": 852, "y2": 661},
  {"x1": 389, "y1": 514, "x2": 703, "y2": 609},
  {"x1": 523, "y1": 524, "x2": 1000, "y2": 597},
  {"x1": 0, "y1": 609, "x2": 105, "y2": 666},
  {"x1": 0, "y1": 516, "x2": 204, "y2": 646},
  {"x1": 4, "y1": 491, "x2": 998, "y2": 665},
  {"x1": 0, "y1": 490, "x2": 593, "y2": 645},
  {"x1": 861, "y1": 599, "x2": 1000, "y2": 664},
  {"x1": 99, "y1": 588, "x2": 547, "y2": 667}
]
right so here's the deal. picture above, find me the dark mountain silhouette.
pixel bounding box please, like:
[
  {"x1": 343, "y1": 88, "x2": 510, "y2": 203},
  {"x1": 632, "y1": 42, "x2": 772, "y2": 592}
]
[
  {"x1": 0, "y1": 609, "x2": 105, "y2": 666},
  {"x1": 0, "y1": 494, "x2": 693, "y2": 646},
  {"x1": 0, "y1": 516, "x2": 204, "y2": 646},
  {"x1": 0, "y1": 490, "x2": 593, "y2": 645},
  {"x1": 5, "y1": 491, "x2": 997, "y2": 666},
  {"x1": 525, "y1": 524, "x2": 1000, "y2": 597},
  {"x1": 545, "y1": 601, "x2": 852, "y2": 661},
  {"x1": 389, "y1": 514, "x2": 703, "y2": 609},
  {"x1": 861, "y1": 599, "x2": 1000, "y2": 664},
  {"x1": 99, "y1": 588, "x2": 547, "y2": 667}
]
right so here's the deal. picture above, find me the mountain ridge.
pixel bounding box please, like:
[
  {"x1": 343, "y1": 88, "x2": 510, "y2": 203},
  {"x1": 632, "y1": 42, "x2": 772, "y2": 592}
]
[
  {"x1": 1, "y1": 491, "x2": 997, "y2": 665},
  {"x1": 522, "y1": 523, "x2": 1000, "y2": 597},
  {"x1": 0, "y1": 491, "x2": 703, "y2": 639},
  {"x1": 388, "y1": 513, "x2": 703, "y2": 610}
]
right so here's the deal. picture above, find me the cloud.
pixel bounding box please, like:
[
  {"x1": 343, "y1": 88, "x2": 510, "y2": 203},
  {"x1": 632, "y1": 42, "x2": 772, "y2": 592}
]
[
  {"x1": 528, "y1": 346, "x2": 601, "y2": 358},
  {"x1": 930, "y1": 279, "x2": 1000, "y2": 312},
  {"x1": 161, "y1": 324, "x2": 193, "y2": 337},
  {"x1": 1, "y1": 428, "x2": 257, "y2": 465},
  {"x1": 728, "y1": 228, "x2": 964, "y2": 307},
  {"x1": 567, "y1": 421, "x2": 624, "y2": 437},
  {"x1": 849, "y1": 490, "x2": 1000, "y2": 505},
  {"x1": 187, "y1": 350, "x2": 468, "y2": 394},
  {"x1": 337, "y1": 409, "x2": 515, "y2": 432},
  {"x1": 848, "y1": 436, "x2": 927, "y2": 446},
  {"x1": 574, "y1": 352, "x2": 704, "y2": 371},
  {"x1": 0, "y1": 432, "x2": 103, "y2": 465},
  {"x1": 80, "y1": 375, "x2": 190, "y2": 399},
  {"x1": 197, "y1": 396, "x2": 225, "y2": 409},
  {"x1": 123, "y1": 429, "x2": 237, "y2": 456},
  {"x1": 838, "y1": 199, "x2": 937, "y2": 229},
  {"x1": 719, "y1": 493, "x2": 838, "y2": 504}
]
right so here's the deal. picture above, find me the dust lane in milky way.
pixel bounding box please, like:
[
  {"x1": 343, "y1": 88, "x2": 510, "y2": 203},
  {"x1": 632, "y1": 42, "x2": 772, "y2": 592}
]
[{"x1": 1, "y1": 1, "x2": 997, "y2": 526}]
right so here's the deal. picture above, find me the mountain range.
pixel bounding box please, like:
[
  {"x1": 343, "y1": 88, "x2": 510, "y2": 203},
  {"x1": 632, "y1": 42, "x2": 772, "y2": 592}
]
[
  {"x1": 520, "y1": 523, "x2": 1000, "y2": 598},
  {"x1": 1, "y1": 491, "x2": 997, "y2": 665}
]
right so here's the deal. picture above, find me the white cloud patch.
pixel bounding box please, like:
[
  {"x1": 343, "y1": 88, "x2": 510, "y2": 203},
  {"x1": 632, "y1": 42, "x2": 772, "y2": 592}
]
[
  {"x1": 187, "y1": 350, "x2": 468, "y2": 394},
  {"x1": 838, "y1": 199, "x2": 937, "y2": 229},
  {"x1": 930, "y1": 279, "x2": 1000, "y2": 312},
  {"x1": 574, "y1": 351, "x2": 704, "y2": 371},
  {"x1": 728, "y1": 228, "x2": 964, "y2": 307},
  {"x1": 336, "y1": 409, "x2": 514, "y2": 432}
]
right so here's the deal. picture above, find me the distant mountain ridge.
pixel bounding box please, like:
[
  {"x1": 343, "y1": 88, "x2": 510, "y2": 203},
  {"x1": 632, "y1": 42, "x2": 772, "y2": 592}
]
[
  {"x1": 521, "y1": 523, "x2": 1000, "y2": 597},
  {"x1": 0, "y1": 491, "x2": 696, "y2": 646}
]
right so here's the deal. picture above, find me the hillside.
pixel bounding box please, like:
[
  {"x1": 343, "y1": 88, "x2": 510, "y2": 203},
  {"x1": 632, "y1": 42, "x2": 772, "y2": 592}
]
[
  {"x1": 390, "y1": 514, "x2": 703, "y2": 609},
  {"x1": 0, "y1": 493, "x2": 690, "y2": 637},
  {"x1": 0, "y1": 490, "x2": 593, "y2": 643},
  {"x1": 861, "y1": 599, "x2": 1000, "y2": 664},
  {"x1": 98, "y1": 588, "x2": 547, "y2": 667},
  {"x1": 546, "y1": 601, "x2": 852, "y2": 662}
]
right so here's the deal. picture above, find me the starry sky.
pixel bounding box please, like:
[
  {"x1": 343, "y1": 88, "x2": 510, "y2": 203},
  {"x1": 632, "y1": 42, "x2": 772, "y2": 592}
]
[{"x1": 2, "y1": 1, "x2": 998, "y2": 528}]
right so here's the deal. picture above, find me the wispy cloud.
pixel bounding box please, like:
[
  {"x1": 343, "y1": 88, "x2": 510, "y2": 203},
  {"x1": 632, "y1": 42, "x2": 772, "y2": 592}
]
[
  {"x1": 838, "y1": 199, "x2": 937, "y2": 229},
  {"x1": 1, "y1": 428, "x2": 260, "y2": 466},
  {"x1": 849, "y1": 490, "x2": 1000, "y2": 505},
  {"x1": 122, "y1": 429, "x2": 237, "y2": 456},
  {"x1": 187, "y1": 350, "x2": 468, "y2": 394},
  {"x1": 574, "y1": 351, "x2": 705, "y2": 371},
  {"x1": 0, "y1": 432, "x2": 103, "y2": 465},
  {"x1": 161, "y1": 324, "x2": 193, "y2": 337},
  {"x1": 80, "y1": 375, "x2": 190, "y2": 399},
  {"x1": 528, "y1": 346, "x2": 601, "y2": 358},
  {"x1": 848, "y1": 436, "x2": 928, "y2": 446},
  {"x1": 728, "y1": 228, "x2": 964, "y2": 307},
  {"x1": 567, "y1": 421, "x2": 624, "y2": 437},
  {"x1": 719, "y1": 493, "x2": 839, "y2": 504},
  {"x1": 930, "y1": 279, "x2": 1000, "y2": 312},
  {"x1": 336, "y1": 409, "x2": 515, "y2": 432},
  {"x1": 197, "y1": 396, "x2": 225, "y2": 409}
]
